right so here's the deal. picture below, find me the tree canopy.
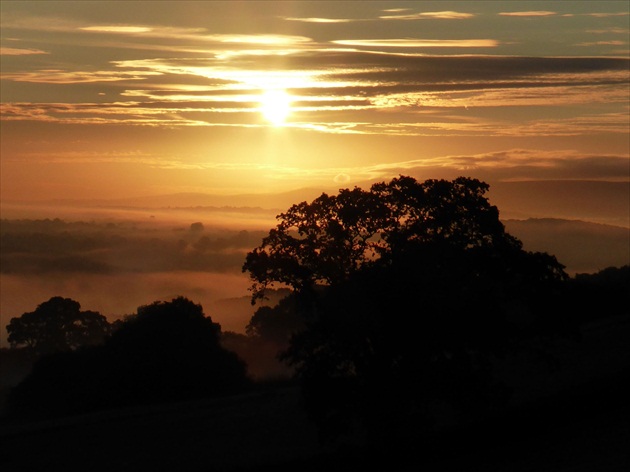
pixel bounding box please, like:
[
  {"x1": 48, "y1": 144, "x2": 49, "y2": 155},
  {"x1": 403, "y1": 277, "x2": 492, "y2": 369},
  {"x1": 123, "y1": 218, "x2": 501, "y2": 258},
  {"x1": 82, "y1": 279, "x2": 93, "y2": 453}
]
[
  {"x1": 243, "y1": 176, "x2": 564, "y2": 303},
  {"x1": 6, "y1": 296, "x2": 111, "y2": 356},
  {"x1": 243, "y1": 176, "x2": 569, "y2": 443},
  {"x1": 245, "y1": 293, "x2": 305, "y2": 344}
]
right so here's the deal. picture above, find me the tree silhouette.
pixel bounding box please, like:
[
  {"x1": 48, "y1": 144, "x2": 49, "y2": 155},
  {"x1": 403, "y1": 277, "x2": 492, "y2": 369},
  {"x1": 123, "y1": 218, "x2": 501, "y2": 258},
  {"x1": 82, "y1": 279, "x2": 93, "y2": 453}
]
[
  {"x1": 243, "y1": 185, "x2": 388, "y2": 303},
  {"x1": 243, "y1": 176, "x2": 568, "y2": 445},
  {"x1": 105, "y1": 296, "x2": 250, "y2": 403},
  {"x1": 8, "y1": 297, "x2": 250, "y2": 416},
  {"x1": 246, "y1": 293, "x2": 305, "y2": 344},
  {"x1": 6, "y1": 296, "x2": 111, "y2": 356},
  {"x1": 568, "y1": 265, "x2": 630, "y2": 324}
]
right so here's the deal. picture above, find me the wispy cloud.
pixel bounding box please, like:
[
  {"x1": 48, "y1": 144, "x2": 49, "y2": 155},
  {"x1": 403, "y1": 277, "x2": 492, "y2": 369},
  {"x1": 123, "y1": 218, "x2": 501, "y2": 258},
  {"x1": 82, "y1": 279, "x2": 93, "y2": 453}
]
[
  {"x1": 577, "y1": 40, "x2": 626, "y2": 47},
  {"x1": 80, "y1": 25, "x2": 152, "y2": 33},
  {"x1": 379, "y1": 79, "x2": 630, "y2": 110},
  {"x1": 214, "y1": 149, "x2": 630, "y2": 187},
  {"x1": 584, "y1": 12, "x2": 629, "y2": 18},
  {"x1": 0, "y1": 47, "x2": 48, "y2": 56},
  {"x1": 78, "y1": 23, "x2": 313, "y2": 48},
  {"x1": 2, "y1": 53, "x2": 627, "y2": 138},
  {"x1": 283, "y1": 10, "x2": 475, "y2": 23},
  {"x1": 343, "y1": 111, "x2": 630, "y2": 138},
  {"x1": 586, "y1": 27, "x2": 629, "y2": 34},
  {"x1": 2, "y1": 69, "x2": 161, "y2": 84},
  {"x1": 318, "y1": 149, "x2": 630, "y2": 184},
  {"x1": 380, "y1": 11, "x2": 475, "y2": 20},
  {"x1": 499, "y1": 11, "x2": 557, "y2": 17},
  {"x1": 332, "y1": 39, "x2": 498, "y2": 48},
  {"x1": 284, "y1": 17, "x2": 351, "y2": 24},
  {"x1": 4, "y1": 13, "x2": 315, "y2": 53},
  {"x1": 215, "y1": 34, "x2": 312, "y2": 46},
  {"x1": 2, "y1": 2, "x2": 628, "y2": 144}
]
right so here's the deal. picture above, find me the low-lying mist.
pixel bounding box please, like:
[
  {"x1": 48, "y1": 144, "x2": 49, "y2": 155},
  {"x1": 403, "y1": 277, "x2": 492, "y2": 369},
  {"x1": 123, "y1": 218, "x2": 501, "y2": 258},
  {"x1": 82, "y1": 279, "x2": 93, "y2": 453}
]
[
  {"x1": 0, "y1": 215, "x2": 274, "y2": 347},
  {"x1": 2, "y1": 185, "x2": 629, "y2": 348}
]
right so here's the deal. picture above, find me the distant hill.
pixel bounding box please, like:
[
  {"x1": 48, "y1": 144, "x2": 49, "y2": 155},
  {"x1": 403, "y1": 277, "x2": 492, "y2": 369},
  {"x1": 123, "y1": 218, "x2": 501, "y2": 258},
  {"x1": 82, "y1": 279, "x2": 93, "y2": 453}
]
[
  {"x1": 489, "y1": 180, "x2": 629, "y2": 227},
  {"x1": 47, "y1": 188, "x2": 330, "y2": 212},
  {"x1": 74, "y1": 181, "x2": 630, "y2": 226},
  {"x1": 4, "y1": 180, "x2": 628, "y2": 228},
  {"x1": 504, "y1": 218, "x2": 630, "y2": 274}
]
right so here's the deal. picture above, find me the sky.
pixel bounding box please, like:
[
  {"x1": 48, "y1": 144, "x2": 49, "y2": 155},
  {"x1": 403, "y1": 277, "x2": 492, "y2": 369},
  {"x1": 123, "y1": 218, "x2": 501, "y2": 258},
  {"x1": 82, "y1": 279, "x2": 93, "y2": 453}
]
[
  {"x1": 1, "y1": 1, "x2": 629, "y2": 339},
  {"x1": 1, "y1": 1, "x2": 628, "y2": 203}
]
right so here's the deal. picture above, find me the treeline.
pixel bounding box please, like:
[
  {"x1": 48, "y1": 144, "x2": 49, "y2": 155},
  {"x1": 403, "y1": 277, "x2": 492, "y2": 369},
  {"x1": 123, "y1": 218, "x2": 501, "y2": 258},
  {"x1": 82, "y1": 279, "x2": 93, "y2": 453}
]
[
  {"x1": 3, "y1": 297, "x2": 251, "y2": 417},
  {"x1": 3, "y1": 265, "x2": 626, "y2": 420}
]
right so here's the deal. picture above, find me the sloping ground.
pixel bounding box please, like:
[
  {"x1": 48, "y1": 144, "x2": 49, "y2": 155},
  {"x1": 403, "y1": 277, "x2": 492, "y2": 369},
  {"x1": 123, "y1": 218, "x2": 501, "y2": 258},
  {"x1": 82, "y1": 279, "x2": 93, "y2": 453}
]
[
  {"x1": 0, "y1": 386, "x2": 321, "y2": 472},
  {"x1": 242, "y1": 371, "x2": 630, "y2": 472},
  {"x1": 257, "y1": 316, "x2": 630, "y2": 472},
  {"x1": 1, "y1": 316, "x2": 629, "y2": 472}
]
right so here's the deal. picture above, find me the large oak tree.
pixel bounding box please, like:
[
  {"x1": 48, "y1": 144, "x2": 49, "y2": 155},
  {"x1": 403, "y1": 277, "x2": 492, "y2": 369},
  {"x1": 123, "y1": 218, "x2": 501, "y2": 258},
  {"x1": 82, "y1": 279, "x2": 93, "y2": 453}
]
[{"x1": 243, "y1": 176, "x2": 568, "y2": 444}]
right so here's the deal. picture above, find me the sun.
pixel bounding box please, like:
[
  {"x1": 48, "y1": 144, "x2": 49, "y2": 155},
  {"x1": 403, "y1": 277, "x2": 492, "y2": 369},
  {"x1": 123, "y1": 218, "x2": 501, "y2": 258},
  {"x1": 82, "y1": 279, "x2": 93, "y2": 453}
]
[{"x1": 259, "y1": 88, "x2": 292, "y2": 125}]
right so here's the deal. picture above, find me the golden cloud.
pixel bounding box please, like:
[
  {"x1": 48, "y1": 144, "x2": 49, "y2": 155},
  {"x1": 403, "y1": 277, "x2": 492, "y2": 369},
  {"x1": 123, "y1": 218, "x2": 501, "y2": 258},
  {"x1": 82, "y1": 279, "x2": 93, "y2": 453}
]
[
  {"x1": 284, "y1": 17, "x2": 352, "y2": 24},
  {"x1": 499, "y1": 11, "x2": 557, "y2": 17},
  {"x1": 80, "y1": 26, "x2": 152, "y2": 33},
  {"x1": 380, "y1": 11, "x2": 475, "y2": 20},
  {"x1": 332, "y1": 39, "x2": 498, "y2": 48},
  {"x1": 2, "y1": 69, "x2": 161, "y2": 84},
  {"x1": 0, "y1": 47, "x2": 49, "y2": 55}
]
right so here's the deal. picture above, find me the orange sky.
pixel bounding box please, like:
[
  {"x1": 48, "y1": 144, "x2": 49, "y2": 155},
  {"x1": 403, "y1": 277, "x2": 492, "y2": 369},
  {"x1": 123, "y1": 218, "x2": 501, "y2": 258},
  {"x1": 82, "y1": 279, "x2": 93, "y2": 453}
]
[{"x1": 1, "y1": 1, "x2": 628, "y2": 203}]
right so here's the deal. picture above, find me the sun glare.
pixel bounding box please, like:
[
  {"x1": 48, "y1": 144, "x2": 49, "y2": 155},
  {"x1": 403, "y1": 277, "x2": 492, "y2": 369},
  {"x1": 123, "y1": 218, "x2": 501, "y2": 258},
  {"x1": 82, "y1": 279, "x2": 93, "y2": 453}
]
[{"x1": 260, "y1": 89, "x2": 292, "y2": 125}]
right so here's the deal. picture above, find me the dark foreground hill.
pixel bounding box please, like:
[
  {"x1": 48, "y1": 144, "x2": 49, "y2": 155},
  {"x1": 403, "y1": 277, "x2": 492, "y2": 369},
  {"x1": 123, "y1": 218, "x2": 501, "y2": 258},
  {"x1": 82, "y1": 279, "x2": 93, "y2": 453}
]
[
  {"x1": 1, "y1": 314, "x2": 629, "y2": 472},
  {"x1": 0, "y1": 371, "x2": 628, "y2": 472}
]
